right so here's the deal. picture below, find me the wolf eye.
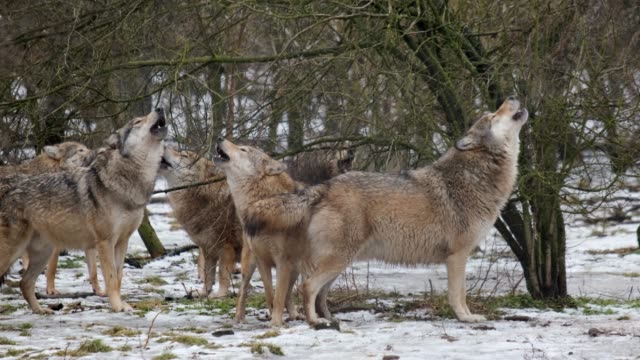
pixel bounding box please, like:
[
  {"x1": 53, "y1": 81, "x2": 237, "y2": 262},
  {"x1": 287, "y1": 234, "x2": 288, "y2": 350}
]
[{"x1": 240, "y1": 148, "x2": 247, "y2": 152}]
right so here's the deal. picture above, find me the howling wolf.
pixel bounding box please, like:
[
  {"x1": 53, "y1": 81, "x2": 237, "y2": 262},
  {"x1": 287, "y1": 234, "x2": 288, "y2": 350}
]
[{"x1": 0, "y1": 109, "x2": 168, "y2": 313}]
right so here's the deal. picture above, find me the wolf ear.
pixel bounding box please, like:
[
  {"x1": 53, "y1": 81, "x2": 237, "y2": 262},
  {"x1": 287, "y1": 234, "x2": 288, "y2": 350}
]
[
  {"x1": 454, "y1": 135, "x2": 479, "y2": 151},
  {"x1": 43, "y1": 145, "x2": 62, "y2": 160},
  {"x1": 104, "y1": 133, "x2": 120, "y2": 149},
  {"x1": 265, "y1": 160, "x2": 287, "y2": 176}
]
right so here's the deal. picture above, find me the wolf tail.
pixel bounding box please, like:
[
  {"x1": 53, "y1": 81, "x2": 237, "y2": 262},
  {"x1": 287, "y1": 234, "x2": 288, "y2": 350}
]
[{"x1": 243, "y1": 184, "x2": 327, "y2": 237}]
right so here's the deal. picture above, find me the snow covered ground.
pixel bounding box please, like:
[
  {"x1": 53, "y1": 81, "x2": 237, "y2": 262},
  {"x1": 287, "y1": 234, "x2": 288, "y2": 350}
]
[{"x1": 1, "y1": 181, "x2": 639, "y2": 359}]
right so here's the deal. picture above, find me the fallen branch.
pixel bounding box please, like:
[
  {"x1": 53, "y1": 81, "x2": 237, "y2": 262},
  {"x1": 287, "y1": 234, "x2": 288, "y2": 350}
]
[
  {"x1": 36, "y1": 292, "x2": 95, "y2": 299},
  {"x1": 124, "y1": 244, "x2": 199, "y2": 268}
]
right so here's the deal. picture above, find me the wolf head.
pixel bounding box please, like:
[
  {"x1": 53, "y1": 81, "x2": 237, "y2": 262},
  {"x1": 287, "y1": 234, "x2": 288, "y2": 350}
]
[
  {"x1": 214, "y1": 138, "x2": 287, "y2": 180},
  {"x1": 105, "y1": 108, "x2": 168, "y2": 157},
  {"x1": 160, "y1": 146, "x2": 221, "y2": 184},
  {"x1": 42, "y1": 141, "x2": 94, "y2": 170},
  {"x1": 455, "y1": 96, "x2": 528, "y2": 153}
]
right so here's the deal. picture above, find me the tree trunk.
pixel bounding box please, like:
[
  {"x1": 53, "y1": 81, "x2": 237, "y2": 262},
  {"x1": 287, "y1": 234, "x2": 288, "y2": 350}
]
[
  {"x1": 137, "y1": 208, "x2": 165, "y2": 259},
  {"x1": 386, "y1": 0, "x2": 570, "y2": 301}
]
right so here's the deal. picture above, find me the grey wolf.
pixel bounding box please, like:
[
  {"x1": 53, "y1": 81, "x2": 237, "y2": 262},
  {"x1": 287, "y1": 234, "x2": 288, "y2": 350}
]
[
  {"x1": 225, "y1": 97, "x2": 528, "y2": 324},
  {"x1": 0, "y1": 109, "x2": 167, "y2": 313},
  {"x1": 213, "y1": 139, "x2": 352, "y2": 326},
  {"x1": 0, "y1": 142, "x2": 101, "y2": 295},
  {"x1": 159, "y1": 147, "x2": 242, "y2": 298}
]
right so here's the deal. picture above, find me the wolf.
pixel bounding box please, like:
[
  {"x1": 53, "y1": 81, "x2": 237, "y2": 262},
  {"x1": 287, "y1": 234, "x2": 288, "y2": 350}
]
[
  {"x1": 0, "y1": 141, "x2": 94, "y2": 178},
  {"x1": 159, "y1": 147, "x2": 242, "y2": 298},
  {"x1": 0, "y1": 142, "x2": 102, "y2": 295},
  {"x1": 212, "y1": 141, "x2": 341, "y2": 326},
  {"x1": 220, "y1": 97, "x2": 528, "y2": 325},
  {"x1": 0, "y1": 109, "x2": 167, "y2": 313}
]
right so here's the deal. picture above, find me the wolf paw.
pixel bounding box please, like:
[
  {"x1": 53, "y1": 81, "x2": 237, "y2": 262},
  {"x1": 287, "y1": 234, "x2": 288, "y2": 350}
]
[
  {"x1": 190, "y1": 289, "x2": 210, "y2": 298},
  {"x1": 34, "y1": 307, "x2": 54, "y2": 315},
  {"x1": 46, "y1": 288, "x2": 61, "y2": 295},
  {"x1": 270, "y1": 318, "x2": 285, "y2": 328},
  {"x1": 94, "y1": 289, "x2": 107, "y2": 297},
  {"x1": 286, "y1": 313, "x2": 305, "y2": 322},
  {"x1": 209, "y1": 290, "x2": 229, "y2": 298},
  {"x1": 112, "y1": 302, "x2": 133, "y2": 312},
  {"x1": 458, "y1": 314, "x2": 486, "y2": 323}
]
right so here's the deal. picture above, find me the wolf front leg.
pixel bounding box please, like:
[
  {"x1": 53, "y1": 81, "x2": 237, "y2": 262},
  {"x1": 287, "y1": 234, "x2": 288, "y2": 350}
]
[
  {"x1": 114, "y1": 234, "x2": 132, "y2": 298},
  {"x1": 234, "y1": 243, "x2": 256, "y2": 323},
  {"x1": 270, "y1": 262, "x2": 296, "y2": 327},
  {"x1": 21, "y1": 237, "x2": 55, "y2": 315},
  {"x1": 97, "y1": 239, "x2": 132, "y2": 312},
  {"x1": 446, "y1": 251, "x2": 486, "y2": 322}
]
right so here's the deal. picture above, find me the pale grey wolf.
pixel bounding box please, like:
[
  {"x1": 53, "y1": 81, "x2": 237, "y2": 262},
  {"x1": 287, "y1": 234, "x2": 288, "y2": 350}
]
[
  {"x1": 159, "y1": 147, "x2": 242, "y2": 298},
  {"x1": 0, "y1": 142, "x2": 101, "y2": 295},
  {"x1": 220, "y1": 97, "x2": 528, "y2": 325},
  {"x1": 0, "y1": 109, "x2": 167, "y2": 313}
]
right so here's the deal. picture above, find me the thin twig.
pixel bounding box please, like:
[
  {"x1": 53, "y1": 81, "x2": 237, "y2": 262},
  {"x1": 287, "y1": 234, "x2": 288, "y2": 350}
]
[{"x1": 144, "y1": 311, "x2": 163, "y2": 349}]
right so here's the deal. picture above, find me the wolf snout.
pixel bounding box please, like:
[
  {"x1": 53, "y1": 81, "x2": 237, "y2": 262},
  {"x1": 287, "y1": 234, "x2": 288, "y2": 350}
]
[
  {"x1": 217, "y1": 136, "x2": 225, "y2": 144},
  {"x1": 155, "y1": 108, "x2": 166, "y2": 128},
  {"x1": 513, "y1": 108, "x2": 529, "y2": 122}
]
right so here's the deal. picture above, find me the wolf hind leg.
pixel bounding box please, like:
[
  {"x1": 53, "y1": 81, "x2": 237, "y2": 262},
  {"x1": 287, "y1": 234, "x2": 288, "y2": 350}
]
[
  {"x1": 446, "y1": 251, "x2": 485, "y2": 322},
  {"x1": 84, "y1": 248, "x2": 105, "y2": 296},
  {"x1": 303, "y1": 260, "x2": 347, "y2": 325},
  {"x1": 315, "y1": 277, "x2": 338, "y2": 321},
  {"x1": 21, "y1": 236, "x2": 55, "y2": 315},
  {"x1": 285, "y1": 271, "x2": 302, "y2": 321},
  {"x1": 211, "y1": 243, "x2": 235, "y2": 298},
  {"x1": 195, "y1": 246, "x2": 218, "y2": 298},
  {"x1": 45, "y1": 249, "x2": 60, "y2": 295}
]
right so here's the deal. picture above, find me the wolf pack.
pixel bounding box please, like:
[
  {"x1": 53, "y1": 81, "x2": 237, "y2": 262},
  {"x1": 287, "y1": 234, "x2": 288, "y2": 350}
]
[{"x1": 0, "y1": 97, "x2": 529, "y2": 328}]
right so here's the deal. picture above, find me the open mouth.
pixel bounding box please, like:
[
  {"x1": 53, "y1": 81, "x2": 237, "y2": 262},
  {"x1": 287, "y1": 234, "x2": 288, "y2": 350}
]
[
  {"x1": 160, "y1": 156, "x2": 172, "y2": 169},
  {"x1": 213, "y1": 145, "x2": 230, "y2": 163},
  {"x1": 512, "y1": 109, "x2": 527, "y2": 121},
  {"x1": 151, "y1": 116, "x2": 166, "y2": 132}
]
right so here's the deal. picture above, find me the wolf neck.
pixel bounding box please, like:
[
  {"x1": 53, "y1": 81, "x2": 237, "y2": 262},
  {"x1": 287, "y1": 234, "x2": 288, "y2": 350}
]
[
  {"x1": 96, "y1": 146, "x2": 162, "y2": 209},
  {"x1": 430, "y1": 143, "x2": 519, "y2": 218},
  {"x1": 227, "y1": 172, "x2": 295, "y2": 218}
]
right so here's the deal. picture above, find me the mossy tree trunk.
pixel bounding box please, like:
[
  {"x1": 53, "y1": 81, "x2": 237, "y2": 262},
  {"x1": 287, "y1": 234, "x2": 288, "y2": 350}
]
[{"x1": 137, "y1": 209, "x2": 165, "y2": 259}]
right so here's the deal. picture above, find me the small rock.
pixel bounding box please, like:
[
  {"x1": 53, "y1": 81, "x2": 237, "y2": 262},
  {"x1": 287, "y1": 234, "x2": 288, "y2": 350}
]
[
  {"x1": 48, "y1": 303, "x2": 64, "y2": 311},
  {"x1": 212, "y1": 329, "x2": 235, "y2": 337},
  {"x1": 383, "y1": 356, "x2": 400, "y2": 360},
  {"x1": 313, "y1": 320, "x2": 340, "y2": 331},
  {"x1": 587, "y1": 328, "x2": 604, "y2": 337},
  {"x1": 472, "y1": 325, "x2": 496, "y2": 331},
  {"x1": 503, "y1": 315, "x2": 531, "y2": 322}
]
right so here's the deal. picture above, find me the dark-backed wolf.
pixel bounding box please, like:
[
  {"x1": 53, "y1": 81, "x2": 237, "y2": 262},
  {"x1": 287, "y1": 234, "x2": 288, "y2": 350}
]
[
  {"x1": 159, "y1": 147, "x2": 242, "y2": 298},
  {"x1": 0, "y1": 142, "x2": 101, "y2": 295},
  {"x1": 0, "y1": 109, "x2": 167, "y2": 313},
  {"x1": 220, "y1": 97, "x2": 528, "y2": 325}
]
